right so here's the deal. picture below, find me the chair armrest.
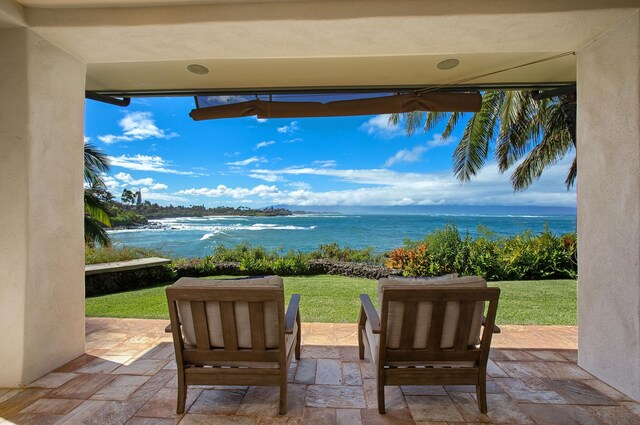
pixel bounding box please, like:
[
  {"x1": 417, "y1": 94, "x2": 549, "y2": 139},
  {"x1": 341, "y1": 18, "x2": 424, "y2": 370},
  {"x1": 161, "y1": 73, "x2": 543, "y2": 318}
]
[
  {"x1": 285, "y1": 294, "x2": 301, "y2": 334},
  {"x1": 165, "y1": 323, "x2": 172, "y2": 333},
  {"x1": 360, "y1": 294, "x2": 380, "y2": 333},
  {"x1": 482, "y1": 316, "x2": 501, "y2": 334}
]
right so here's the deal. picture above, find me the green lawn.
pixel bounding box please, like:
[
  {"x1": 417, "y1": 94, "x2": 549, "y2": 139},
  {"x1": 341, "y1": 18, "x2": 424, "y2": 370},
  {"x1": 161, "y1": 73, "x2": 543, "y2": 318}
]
[{"x1": 85, "y1": 275, "x2": 577, "y2": 325}]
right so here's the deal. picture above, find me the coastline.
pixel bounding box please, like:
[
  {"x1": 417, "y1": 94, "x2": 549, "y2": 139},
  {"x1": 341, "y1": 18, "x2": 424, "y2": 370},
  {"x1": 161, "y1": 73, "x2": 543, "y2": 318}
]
[{"x1": 106, "y1": 213, "x2": 577, "y2": 260}]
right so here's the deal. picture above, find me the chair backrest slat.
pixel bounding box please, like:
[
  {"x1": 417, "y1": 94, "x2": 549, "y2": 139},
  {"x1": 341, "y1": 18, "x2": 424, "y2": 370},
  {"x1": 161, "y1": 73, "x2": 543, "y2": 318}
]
[
  {"x1": 379, "y1": 287, "x2": 499, "y2": 362},
  {"x1": 426, "y1": 301, "x2": 447, "y2": 351},
  {"x1": 249, "y1": 301, "x2": 266, "y2": 351},
  {"x1": 220, "y1": 301, "x2": 239, "y2": 351},
  {"x1": 399, "y1": 301, "x2": 417, "y2": 350},
  {"x1": 454, "y1": 300, "x2": 477, "y2": 350},
  {"x1": 190, "y1": 301, "x2": 211, "y2": 350}
]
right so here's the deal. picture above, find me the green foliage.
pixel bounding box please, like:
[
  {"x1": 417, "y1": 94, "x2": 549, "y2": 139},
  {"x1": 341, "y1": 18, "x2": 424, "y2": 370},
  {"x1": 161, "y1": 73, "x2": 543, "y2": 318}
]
[
  {"x1": 109, "y1": 210, "x2": 148, "y2": 227},
  {"x1": 84, "y1": 143, "x2": 112, "y2": 247},
  {"x1": 85, "y1": 245, "x2": 165, "y2": 265},
  {"x1": 134, "y1": 202, "x2": 294, "y2": 219},
  {"x1": 170, "y1": 242, "x2": 383, "y2": 277},
  {"x1": 308, "y1": 243, "x2": 384, "y2": 264},
  {"x1": 390, "y1": 225, "x2": 577, "y2": 280}
]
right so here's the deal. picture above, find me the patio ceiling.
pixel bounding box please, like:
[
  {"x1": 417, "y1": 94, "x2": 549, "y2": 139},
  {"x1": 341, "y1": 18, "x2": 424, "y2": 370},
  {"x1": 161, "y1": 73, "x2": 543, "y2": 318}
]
[{"x1": 3, "y1": 0, "x2": 638, "y2": 94}]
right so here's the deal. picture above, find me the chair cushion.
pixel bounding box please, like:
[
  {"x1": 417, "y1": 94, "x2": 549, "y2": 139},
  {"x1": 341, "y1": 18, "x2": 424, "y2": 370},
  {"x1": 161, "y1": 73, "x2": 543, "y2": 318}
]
[
  {"x1": 379, "y1": 273, "x2": 459, "y2": 306},
  {"x1": 378, "y1": 275, "x2": 486, "y2": 349},
  {"x1": 173, "y1": 276, "x2": 283, "y2": 349}
]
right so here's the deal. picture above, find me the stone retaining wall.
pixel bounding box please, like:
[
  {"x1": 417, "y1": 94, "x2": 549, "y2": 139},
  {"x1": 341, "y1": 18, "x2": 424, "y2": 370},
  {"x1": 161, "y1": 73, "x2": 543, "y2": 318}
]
[{"x1": 85, "y1": 260, "x2": 402, "y2": 297}]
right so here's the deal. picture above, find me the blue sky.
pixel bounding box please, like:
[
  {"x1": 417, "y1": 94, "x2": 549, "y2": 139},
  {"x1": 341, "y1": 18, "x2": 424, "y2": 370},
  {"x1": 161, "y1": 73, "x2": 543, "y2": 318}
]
[{"x1": 85, "y1": 97, "x2": 576, "y2": 208}]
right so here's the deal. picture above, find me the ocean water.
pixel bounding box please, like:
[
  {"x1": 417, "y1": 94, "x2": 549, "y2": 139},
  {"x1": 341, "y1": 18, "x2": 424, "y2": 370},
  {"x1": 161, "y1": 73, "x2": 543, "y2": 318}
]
[{"x1": 107, "y1": 213, "x2": 577, "y2": 259}]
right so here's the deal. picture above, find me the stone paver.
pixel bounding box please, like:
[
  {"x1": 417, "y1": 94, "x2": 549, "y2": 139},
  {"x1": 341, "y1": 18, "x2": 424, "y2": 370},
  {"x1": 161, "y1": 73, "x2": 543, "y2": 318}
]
[{"x1": 0, "y1": 318, "x2": 637, "y2": 424}]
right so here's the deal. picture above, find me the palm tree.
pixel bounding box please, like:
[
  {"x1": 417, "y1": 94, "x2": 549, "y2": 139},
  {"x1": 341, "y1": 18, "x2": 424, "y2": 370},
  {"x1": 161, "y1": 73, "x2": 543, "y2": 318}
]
[
  {"x1": 84, "y1": 143, "x2": 112, "y2": 246},
  {"x1": 390, "y1": 90, "x2": 576, "y2": 191}
]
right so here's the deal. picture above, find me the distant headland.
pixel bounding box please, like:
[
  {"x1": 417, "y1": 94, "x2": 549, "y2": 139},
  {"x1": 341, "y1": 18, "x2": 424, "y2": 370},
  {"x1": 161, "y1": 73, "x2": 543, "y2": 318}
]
[{"x1": 109, "y1": 201, "x2": 308, "y2": 228}]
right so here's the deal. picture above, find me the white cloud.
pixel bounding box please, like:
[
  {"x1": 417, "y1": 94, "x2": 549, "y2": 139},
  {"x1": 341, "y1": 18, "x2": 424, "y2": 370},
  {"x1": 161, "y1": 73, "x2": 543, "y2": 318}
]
[
  {"x1": 248, "y1": 171, "x2": 282, "y2": 182},
  {"x1": 312, "y1": 160, "x2": 337, "y2": 168},
  {"x1": 255, "y1": 117, "x2": 267, "y2": 123},
  {"x1": 383, "y1": 145, "x2": 428, "y2": 167},
  {"x1": 177, "y1": 184, "x2": 280, "y2": 199},
  {"x1": 114, "y1": 172, "x2": 155, "y2": 186},
  {"x1": 255, "y1": 141, "x2": 275, "y2": 149},
  {"x1": 239, "y1": 157, "x2": 576, "y2": 207},
  {"x1": 383, "y1": 134, "x2": 459, "y2": 167},
  {"x1": 101, "y1": 175, "x2": 120, "y2": 189},
  {"x1": 359, "y1": 114, "x2": 404, "y2": 139},
  {"x1": 149, "y1": 183, "x2": 168, "y2": 190},
  {"x1": 98, "y1": 111, "x2": 178, "y2": 144},
  {"x1": 277, "y1": 121, "x2": 300, "y2": 134},
  {"x1": 288, "y1": 181, "x2": 312, "y2": 191},
  {"x1": 427, "y1": 133, "x2": 457, "y2": 148},
  {"x1": 108, "y1": 154, "x2": 198, "y2": 175},
  {"x1": 131, "y1": 98, "x2": 151, "y2": 106},
  {"x1": 283, "y1": 138, "x2": 303, "y2": 144},
  {"x1": 84, "y1": 136, "x2": 92, "y2": 143},
  {"x1": 139, "y1": 188, "x2": 187, "y2": 203},
  {"x1": 226, "y1": 156, "x2": 266, "y2": 166},
  {"x1": 110, "y1": 172, "x2": 170, "y2": 193}
]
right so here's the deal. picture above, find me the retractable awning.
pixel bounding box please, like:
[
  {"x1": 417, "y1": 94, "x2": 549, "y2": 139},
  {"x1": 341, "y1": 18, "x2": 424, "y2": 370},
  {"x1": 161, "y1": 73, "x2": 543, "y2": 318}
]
[{"x1": 190, "y1": 91, "x2": 482, "y2": 121}]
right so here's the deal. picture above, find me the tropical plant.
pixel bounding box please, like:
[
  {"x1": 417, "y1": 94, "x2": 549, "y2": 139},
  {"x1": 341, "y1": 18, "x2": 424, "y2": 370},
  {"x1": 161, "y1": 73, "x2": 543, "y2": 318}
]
[
  {"x1": 387, "y1": 226, "x2": 577, "y2": 280},
  {"x1": 121, "y1": 188, "x2": 136, "y2": 205},
  {"x1": 391, "y1": 90, "x2": 576, "y2": 190},
  {"x1": 84, "y1": 143, "x2": 112, "y2": 246}
]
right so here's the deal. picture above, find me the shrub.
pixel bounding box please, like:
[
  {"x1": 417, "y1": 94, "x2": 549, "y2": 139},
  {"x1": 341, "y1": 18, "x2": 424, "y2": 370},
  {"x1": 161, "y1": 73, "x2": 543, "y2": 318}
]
[
  {"x1": 109, "y1": 210, "x2": 148, "y2": 227},
  {"x1": 388, "y1": 226, "x2": 577, "y2": 280},
  {"x1": 85, "y1": 245, "x2": 165, "y2": 264},
  {"x1": 309, "y1": 243, "x2": 384, "y2": 264}
]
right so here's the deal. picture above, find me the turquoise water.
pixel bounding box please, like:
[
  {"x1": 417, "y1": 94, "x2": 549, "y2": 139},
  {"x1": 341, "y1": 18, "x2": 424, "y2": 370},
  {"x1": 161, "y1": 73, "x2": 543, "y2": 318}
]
[{"x1": 108, "y1": 213, "x2": 577, "y2": 259}]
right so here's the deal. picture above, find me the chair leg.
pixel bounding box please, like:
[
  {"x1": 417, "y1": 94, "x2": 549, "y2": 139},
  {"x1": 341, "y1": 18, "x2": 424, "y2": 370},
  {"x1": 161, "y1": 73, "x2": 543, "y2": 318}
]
[
  {"x1": 377, "y1": 371, "x2": 386, "y2": 414},
  {"x1": 476, "y1": 376, "x2": 487, "y2": 414},
  {"x1": 357, "y1": 307, "x2": 365, "y2": 360},
  {"x1": 295, "y1": 311, "x2": 301, "y2": 360},
  {"x1": 358, "y1": 327, "x2": 365, "y2": 360},
  {"x1": 279, "y1": 381, "x2": 287, "y2": 415},
  {"x1": 176, "y1": 371, "x2": 186, "y2": 414}
]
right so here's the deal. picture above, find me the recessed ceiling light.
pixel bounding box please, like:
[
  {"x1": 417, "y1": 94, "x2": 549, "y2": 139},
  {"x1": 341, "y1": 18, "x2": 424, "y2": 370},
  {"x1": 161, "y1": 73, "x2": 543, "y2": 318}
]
[
  {"x1": 436, "y1": 58, "x2": 460, "y2": 70},
  {"x1": 187, "y1": 64, "x2": 210, "y2": 75}
]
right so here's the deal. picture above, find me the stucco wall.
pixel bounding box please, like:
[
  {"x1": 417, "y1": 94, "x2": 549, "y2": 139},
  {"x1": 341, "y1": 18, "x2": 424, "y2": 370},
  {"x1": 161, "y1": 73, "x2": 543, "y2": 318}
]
[
  {"x1": 0, "y1": 28, "x2": 86, "y2": 386},
  {"x1": 577, "y1": 12, "x2": 640, "y2": 401}
]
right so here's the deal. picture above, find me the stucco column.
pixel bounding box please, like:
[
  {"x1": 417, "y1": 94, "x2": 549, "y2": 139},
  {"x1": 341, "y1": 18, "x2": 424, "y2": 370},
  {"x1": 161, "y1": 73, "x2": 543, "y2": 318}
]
[
  {"x1": 0, "y1": 28, "x2": 86, "y2": 386},
  {"x1": 576, "y1": 12, "x2": 640, "y2": 401}
]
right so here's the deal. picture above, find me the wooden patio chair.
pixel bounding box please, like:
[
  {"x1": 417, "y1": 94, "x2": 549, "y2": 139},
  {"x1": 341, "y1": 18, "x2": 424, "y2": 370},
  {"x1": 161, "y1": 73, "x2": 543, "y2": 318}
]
[
  {"x1": 358, "y1": 275, "x2": 500, "y2": 414},
  {"x1": 166, "y1": 276, "x2": 301, "y2": 415}
]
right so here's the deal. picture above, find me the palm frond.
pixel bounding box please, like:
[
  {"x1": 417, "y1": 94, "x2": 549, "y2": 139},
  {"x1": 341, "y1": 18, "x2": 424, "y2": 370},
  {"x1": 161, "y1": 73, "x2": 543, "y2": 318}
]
[
  {"x1": 388, "y1": 113, "x2": 401, "y2": 126},
  {"x1": 495, "y1": 91, "x2": 542, "y2": 172},
  {"x1": 441, "y1": 112, "x2": 461, "y2": 139},
  {"x1": 403, "y1": 111, "x2": 427, "y2": 136},
  {"x1": 565, "y1": 157, "x2": 577, "y2": 189},
  {"x1": 84, "y1": 143, "x2": 110, "y2": 184},
  {"x1": 453, "y1": 91, "x2": 502, "y2": 182},
  {"x1": 85, "y1": 215, "x2": 111, "y2": 247},
  {"x1": 510, "y1": 119, "x2": 573, "y2": 191},
  {"x1": 423, "y1": 111, "x2": 451, "y2": 134},
  {"x1": 84, "y1": 190, "x2": 112, "y2": 227}
]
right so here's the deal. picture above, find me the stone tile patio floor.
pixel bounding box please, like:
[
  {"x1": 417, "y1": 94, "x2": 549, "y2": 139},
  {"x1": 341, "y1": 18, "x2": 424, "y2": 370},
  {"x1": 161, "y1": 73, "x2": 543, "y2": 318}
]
[{"x1": 1, "y1": 318, "x2": 639, "y2": 424}]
